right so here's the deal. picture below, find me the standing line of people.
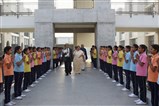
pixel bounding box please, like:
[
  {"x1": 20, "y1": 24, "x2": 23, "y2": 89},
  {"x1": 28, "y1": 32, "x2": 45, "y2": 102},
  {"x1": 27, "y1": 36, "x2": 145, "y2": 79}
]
[
  {"x1": 99, "y1": 44, "x2": 159, "y2": 106},
  {"x1": 0, "y1": 46, "x2": 51, "y2": 106}
]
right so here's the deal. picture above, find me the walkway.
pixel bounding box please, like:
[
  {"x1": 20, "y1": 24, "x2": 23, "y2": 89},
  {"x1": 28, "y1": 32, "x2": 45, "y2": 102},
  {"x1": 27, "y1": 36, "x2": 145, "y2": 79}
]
[{"x1": 13, "y1": 67, "x2": 149, "y2": 106}]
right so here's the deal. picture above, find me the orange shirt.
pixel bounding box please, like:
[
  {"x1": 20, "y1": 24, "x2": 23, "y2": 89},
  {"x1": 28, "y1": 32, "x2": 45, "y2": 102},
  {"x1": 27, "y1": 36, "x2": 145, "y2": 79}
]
[
  {"x1": 3, "y1": 54, "x2": 14, "y2": 76},
  {"x1": 46, "y1": 51, "x2": 51, "y2": 61},
  {"x1": 147, "y1": 54, "x2": 159, "y2": 82},
  {"x1": 37, "y1": 52, "x2": 42, "y2": 65},
  {"x1": 0, "y1": 66, "x2": 2, "y2": 83}
]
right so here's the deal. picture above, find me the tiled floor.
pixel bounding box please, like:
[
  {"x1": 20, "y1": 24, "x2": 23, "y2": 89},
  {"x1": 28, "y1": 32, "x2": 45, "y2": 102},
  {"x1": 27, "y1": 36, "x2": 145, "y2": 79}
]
[{"x1": 13, "y1": 67, "x2": 149, "y2": 106}]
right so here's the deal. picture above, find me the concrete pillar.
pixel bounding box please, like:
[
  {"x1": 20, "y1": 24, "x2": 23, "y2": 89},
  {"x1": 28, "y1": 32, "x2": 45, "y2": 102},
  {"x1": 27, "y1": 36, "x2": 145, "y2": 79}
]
[
  {"x1": 95, "y1": 23, "x2": 115, "y2": 49},
  {"x1": 95, "y1": 23, "x2": 115, "y2": 67},
  {"x1": 125, "y1": 33, "x2": 130, "y2": 46},
  {"x1": 19, "y1": 33, "x2": 24, "y2": 49},
  {"x1": 94, "y1": 0, "x2": 110, "y2": 10},
  {"x1": 38, "y1": 0, "x2": 54, "y2": 9},
  {"x1": 74, "y1": 33, "x2": 77, "y2": 46},
  {"x1": 34, "y1": 23, "x2": 54, "y2": 48},
  {"x1": 154, "y1": 31, "x2": 159, "y2": 44}
]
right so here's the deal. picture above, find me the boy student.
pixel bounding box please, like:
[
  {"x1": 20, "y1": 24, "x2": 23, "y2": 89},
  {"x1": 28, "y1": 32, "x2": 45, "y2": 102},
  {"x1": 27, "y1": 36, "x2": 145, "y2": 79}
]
[
  {"x1": 135, "y1": 44, "x2": 148, "y2": 105},
  {"x1": 99, "y1": 46, "x2": 104, "y2": 72},
  {"x1": 122, "y1": 46, "x2": 131, "y2": 91},
  {"x1": 103, "y1": 46, "x2": 108, "y2": 76},
  {"x1": 129, "y1": 44, "x2": 139, "y2": 98},
  {"x1": 147, "y1": 44, "x2": 159, "y2": 106},
  {"x1": 23, "y1": 48, "x2": 31, "y2": 93},
  {"x1": 3, "y1": 46, "x2": 15, "y2": 106},
  {"x1": 116, "y1": 45, "x2": 124, "y2": 87},
  {"x1": 14, "y1": 46, "x2": 25, "y2": 100},
  {"x1": 37, "y1": 47, "x2": 42, "y2": 79},
  {"x1": 112, "y1": 46, "x2": 118, "y2": 82},
  {"x1": 106, "y1": 46, "x2": 113, "y2": 79},
  {"x1": 0, "y1": 56, "x2": 3, "y2": 93}
]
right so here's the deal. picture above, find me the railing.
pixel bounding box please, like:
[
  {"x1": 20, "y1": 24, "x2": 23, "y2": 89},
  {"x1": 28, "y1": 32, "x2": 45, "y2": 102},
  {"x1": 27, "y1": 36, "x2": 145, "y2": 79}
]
[
  {"x1": 0, "y1": 2, "x2": 158, "y2": 17},
  {"x1": 0, "y1": 2, "x2": 38, "y2": 17},
  {"x1": 111, "y1": 2, "x2": 159, "y2": 17}
]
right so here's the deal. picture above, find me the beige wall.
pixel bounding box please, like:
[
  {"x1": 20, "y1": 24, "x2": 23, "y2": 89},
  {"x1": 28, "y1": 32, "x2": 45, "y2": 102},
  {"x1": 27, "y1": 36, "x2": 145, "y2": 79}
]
[
  {"x1": 74, "y1": 0, "x2": 94, "y2": 8},
  {"x1": 76, "y1": 33, "x2": 95, "y2": 47}
]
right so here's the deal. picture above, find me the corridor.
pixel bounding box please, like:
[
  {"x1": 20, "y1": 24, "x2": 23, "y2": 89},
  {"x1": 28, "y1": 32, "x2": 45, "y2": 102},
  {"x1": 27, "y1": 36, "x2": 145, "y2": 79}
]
[{"x1": 14, "y1": 67, "x2": 149, "y2": 106}]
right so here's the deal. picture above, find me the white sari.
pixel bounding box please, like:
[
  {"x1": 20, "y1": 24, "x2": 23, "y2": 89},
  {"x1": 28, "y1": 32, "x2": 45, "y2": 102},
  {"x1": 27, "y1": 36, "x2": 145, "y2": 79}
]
[{"x1": 73, "y1": 50, "x2": 84, "y2": 74}]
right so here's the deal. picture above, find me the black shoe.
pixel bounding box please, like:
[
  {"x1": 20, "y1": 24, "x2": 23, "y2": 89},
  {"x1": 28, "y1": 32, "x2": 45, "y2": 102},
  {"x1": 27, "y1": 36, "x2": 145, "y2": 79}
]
[
  {"x1": 69, "y1": 72, "x2": 71, "y2": 75},
  {"x1": 82, "y1": 69, "x2": 85, "y2": 71},
  {"x1": 65, "y1": 73, "x2": 69, "y2": 76}
]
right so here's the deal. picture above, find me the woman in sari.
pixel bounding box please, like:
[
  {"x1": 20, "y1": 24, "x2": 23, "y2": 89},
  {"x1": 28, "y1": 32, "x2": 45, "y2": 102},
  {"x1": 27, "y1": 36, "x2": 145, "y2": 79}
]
[{"x1": 73, "y1": 46, "x2": 85, "y2": 74}]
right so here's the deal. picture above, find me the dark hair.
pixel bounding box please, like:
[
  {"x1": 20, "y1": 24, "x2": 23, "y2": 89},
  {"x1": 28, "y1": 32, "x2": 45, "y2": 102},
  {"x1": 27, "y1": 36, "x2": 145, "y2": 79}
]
[
  {"x1": 151, "y1": 44, "x2": 159, "y2": 53},
  {"x1": 114, "y1": 46, "x2": 118, "y2": 50},
  {"x1": 28, "y1": 47, "x2": 32, "y2": 50},
  {"x1": 32, "y1": 47, "x2": 36, "y2": 50},
  {"x1": 118, "y1": 45, "x2": 124, "y2": 50},
  {"x1": 37, "y1": 47, "x2": 41, "y2": 51},
  {"x1": 133, "y1": 44, "x2": 138, "y2": 50},
  {"x1": 23, "y1": 48, "x2": 28, "y2": 55},
  {"x1": 125, "y1": 45, "x2": 131, "y2": 51},
  {"x1": 14, "y1": 46, "x2": 21, "y2": 54},
  {"x1": 4, "y1": 46, "x2": 12, "y2": 54},
  {"x1": 139, "y1": 44, "x2": 147, "y2": 52},
  {"x1": 108, "y1": 45, "x2": 112, "y2": 50}
]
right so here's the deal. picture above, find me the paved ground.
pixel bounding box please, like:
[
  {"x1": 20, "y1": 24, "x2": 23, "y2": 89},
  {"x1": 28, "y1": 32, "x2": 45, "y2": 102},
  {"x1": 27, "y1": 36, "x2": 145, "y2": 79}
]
[{"x1": 11, "y1": 66, "x2": 149, "y2": 106}]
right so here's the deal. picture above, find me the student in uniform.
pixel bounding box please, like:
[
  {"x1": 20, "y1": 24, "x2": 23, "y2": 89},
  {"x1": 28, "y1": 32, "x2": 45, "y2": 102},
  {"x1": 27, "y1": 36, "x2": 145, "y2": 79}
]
[
  {"x1": 147, "y1": 44, "x2": 159, "y2": 106},
  {"x1": 3, "y1": 46, "x2": 15, "y2": 106},
  {"x1": 53, "y1": 47, "x2": 58, "y2": 69},
  {"x1": 0, "y1": 56, "x2": 3, "y2": 93},
  {"x1": 122, "y1": 45, "x2": 131, "y2": 91},
  {"x1": 103, "y1": 46, "x2": 108, "y2": 76},
  {"x1": 23, "y1": 48, "x2": 31, "y2": 93},
  {"x1": 37, "y1": 47, "x2": 42, "y2": 79},
  {"x1": 112, "y1": 46, "x2": 118, "y2": 83},
  {"x1": 99, "y1": 46, "x2": 104, "y2": 72},
  {"x1": 129, "y1": 44, "x2": 139, "y2": 98},
  {"x1": 32, "y1": 47, "x2": 38, "y2": 84},
  {"x1": 157, "y1": 57, "x2": 159, "y2": 105},
  {"x1": 116, "y1": 45, "x2": 124, "y2": 87},
  {"x1": 135, "y1": 44, "x2": 148, "y2": 105},
  {"x1": 92, "y1": 46, "x2": 97, "y2": 69},
  {"x1": 28, "y1": 47, "x2": 35, "y2": 87},
  {"x1": 106, "y1": 46, "x2": 113, "y2": 79},
  {"x1": 14, "y1": 46, "x2": 25, "y2": 100},
  {"x1": 46, "y1": 47, "x2": 51, "y2": 71}
]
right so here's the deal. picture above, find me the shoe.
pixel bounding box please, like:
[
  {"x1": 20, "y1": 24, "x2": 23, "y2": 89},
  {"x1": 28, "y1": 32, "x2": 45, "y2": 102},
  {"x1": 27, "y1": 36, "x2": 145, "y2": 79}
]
[
  {"x1": 5, "y1": 102, "x2": 13, "y2": 106},
  {"x1": 112, "y1": 80, "x2": 116, "y2": 83},
  {"x1": 136, "y1": 100, "x2": 146, "y2": 105},
  {"x1": 116, "y1": 83, "x2": 123, "y2": 87},
  {"x1": 34, "y1": 81, "x2": 39, "y2": 84},
  {"x1": 134, "y1": 99, "x2": 141, "y2": 103},
  {"x1": 30, "y1": 84, "x2": 36, "y2": 87},
  {"x1": 41, "y1": 75, "x2": 46, "y2": 78},
  {"x1": 10, "y1": 101, "x2": 16, "y2": 105},
  {"x1": 122, "y1": 88, "x2": 129, "y2": 91},
  {"x1": 99, "y1": 69, "x2": 102, "y2": 71},
  {"x1": 93, "y1": 68, "x2": 96, "y2": 70},
  {"x1": 24, "y1": 89, "x2": 31, "y2": 93},
  {"x1": 65, "y1": 73, "x2": 69, "y2": 76},
  {"x1": 39, "y1": 78, "x2": 43, "y2": 80},
  {"x1": 15, "y1": 96, "x2": 22, "y2": 100},
  {"x1": 21, "y1": 94, "x2": 26, "y2": 97},
  {"x1": 107, "y1": 77, "x2": 110, "y2": 79},
  {"x1": 129, "y1": 93, "x2": 138, "y2": 98}
]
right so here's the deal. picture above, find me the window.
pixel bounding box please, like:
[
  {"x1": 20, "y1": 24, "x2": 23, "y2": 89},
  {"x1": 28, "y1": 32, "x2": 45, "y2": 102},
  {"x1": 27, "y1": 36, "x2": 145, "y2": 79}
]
[
  {"x1": 24, "y1": 38, "x2": 29, "y2": 48},
  {"x1": 55, "y1": 33, "x2": 73, "y2": 44},
  {"x1": 148, "y1": 36, "x2": 154, "y2": 49},
  {"x1": 24, "y1": 32, "x2": 29, "y2": 37},
  {"x1": 12, "y1": 36, "x2": 19, "y2": 52},
  {"x1": 12, "y1": 36, "x2": 19, "y2": 45},
  {"x1": 130, "y1": 38, "x2": 137, "y2": 46},
  {"x1": 120, "y1": 41, "x2": 125, "y2": 46}
]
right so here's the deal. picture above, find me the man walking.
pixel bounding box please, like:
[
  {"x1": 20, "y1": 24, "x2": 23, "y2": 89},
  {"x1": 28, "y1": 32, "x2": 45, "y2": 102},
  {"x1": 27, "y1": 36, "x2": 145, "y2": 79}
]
[{"x1": 62, "y1": 44, "x2": 73, "y2": 76}]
